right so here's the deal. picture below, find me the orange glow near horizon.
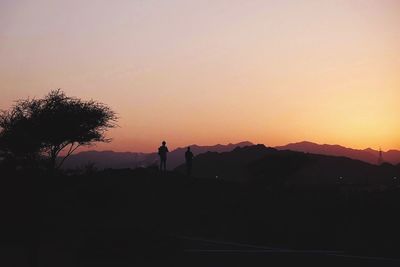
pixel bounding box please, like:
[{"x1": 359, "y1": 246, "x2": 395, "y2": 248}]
[{"x1": 1, "y1": 0, "x2": 399, "y2": 153}]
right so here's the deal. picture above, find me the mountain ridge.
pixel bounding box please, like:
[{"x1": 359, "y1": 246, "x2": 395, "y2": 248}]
[
  {"x1": 174, "y1": 144, "x2": 400, "y2": 185},
  {"x1": 62, "y1": 141, "x2": 254, "y2": 170},
  {"x1": 62, "y1": 141, "x2": 400, "y2": 170},
  {"x1": 275, "y1": 141, "x2": 400, "y2": 165}
]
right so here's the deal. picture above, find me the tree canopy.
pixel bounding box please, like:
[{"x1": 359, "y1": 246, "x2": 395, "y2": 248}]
[{"x1": 0, "y1": 89, "x2": 117, "y2": 170}]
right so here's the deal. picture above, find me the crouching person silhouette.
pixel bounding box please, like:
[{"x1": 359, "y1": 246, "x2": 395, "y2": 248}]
[
  {"x1": 185, "y1": 147, "x2": 194, "y2": 176},
  {"x1": 158, "y1": 141, "x2": 169, "y2": 172}
]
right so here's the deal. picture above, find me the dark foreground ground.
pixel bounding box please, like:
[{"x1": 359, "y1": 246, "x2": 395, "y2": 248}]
[{"x1": 1, "y1": 168, "x2": 400, "y2": 266}]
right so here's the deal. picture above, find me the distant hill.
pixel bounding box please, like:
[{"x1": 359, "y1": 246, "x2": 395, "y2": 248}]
[
  {"x1": 275, "y1": 141, "x2": 400, "y2": 165},
  {"x1": 62, "y1": 141, "x2": 254, "y2": 170},
  {"x1": 62, "y1": 141, "x2": 400, "y2": 170},
  {"x1": 163, "y1": 141, "x2": 254, "y2": 169},
  {"x1": 175, "y1": 145, "x2": 399, "y2": 185}
]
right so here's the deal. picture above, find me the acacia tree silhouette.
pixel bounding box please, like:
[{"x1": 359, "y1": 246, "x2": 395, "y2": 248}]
[{"x1": 0, "y1": 89, "x2": 117, "y2": 171}]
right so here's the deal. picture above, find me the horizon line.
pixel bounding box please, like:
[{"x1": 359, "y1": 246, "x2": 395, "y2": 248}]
[{"x1": 71, "y1": 140, "x2": 399, "y2": 154}]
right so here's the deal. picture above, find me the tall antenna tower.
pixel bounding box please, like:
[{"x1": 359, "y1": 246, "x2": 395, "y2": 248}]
[{"x1": 378, "y1": 147, "x2": 384, "y2": 165}]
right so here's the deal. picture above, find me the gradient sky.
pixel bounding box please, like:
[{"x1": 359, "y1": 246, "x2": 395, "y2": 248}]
[{"x1": 1, "y1": 0, "x2": 399, "y2": 152}]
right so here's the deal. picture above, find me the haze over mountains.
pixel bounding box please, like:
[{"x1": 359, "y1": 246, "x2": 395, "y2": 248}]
[
  {"x1": 276, "y1": 141, "x2": 400, "y2": 165},
  {"x1": 62, "y1": 141, "x2": 400, "y2": 170}
]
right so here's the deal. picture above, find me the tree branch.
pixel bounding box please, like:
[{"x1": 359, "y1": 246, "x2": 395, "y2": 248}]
[
  {"x1": 56, "y1": 143, "x2": 81, "y2": 169},
  {"x1": 57, "y1": 143, "x2": 69, "y2": 154}
]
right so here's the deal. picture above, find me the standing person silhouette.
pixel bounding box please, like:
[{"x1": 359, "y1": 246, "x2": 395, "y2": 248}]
[
  {"x1": 185, "y1": 147, "x2": 194, "y2": 176},
  {"x1": 158, "y1": 141, "x2": 169, "y2": 172}
]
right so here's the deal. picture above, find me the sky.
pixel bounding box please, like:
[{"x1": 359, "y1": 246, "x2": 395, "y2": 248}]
[{"x1": 1, "y1": 0, "x2": 399, "y2": 152}]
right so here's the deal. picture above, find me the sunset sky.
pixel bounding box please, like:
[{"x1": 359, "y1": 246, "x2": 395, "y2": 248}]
[{"x1": 1, "y1": 0, "x2": 399, "y2": 152}]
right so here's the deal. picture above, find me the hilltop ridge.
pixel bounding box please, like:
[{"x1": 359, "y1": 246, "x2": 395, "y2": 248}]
[{"x1": 62, "y1": 141, "x2": 400, "y2": 170}]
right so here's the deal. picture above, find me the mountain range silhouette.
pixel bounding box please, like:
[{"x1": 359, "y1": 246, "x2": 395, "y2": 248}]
[
  {"x1": 62, "y1": 141, "x2": 253, "y2": 170},
  {"x1": 62, "y1": 141, "x2": 400, "y2": 170},
  {"x1": 276, "y1": 141, "x2": 400, "y2": 165},
  {"x1": 175, "y1": 144, "x2": 399, "y2": 186}
]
